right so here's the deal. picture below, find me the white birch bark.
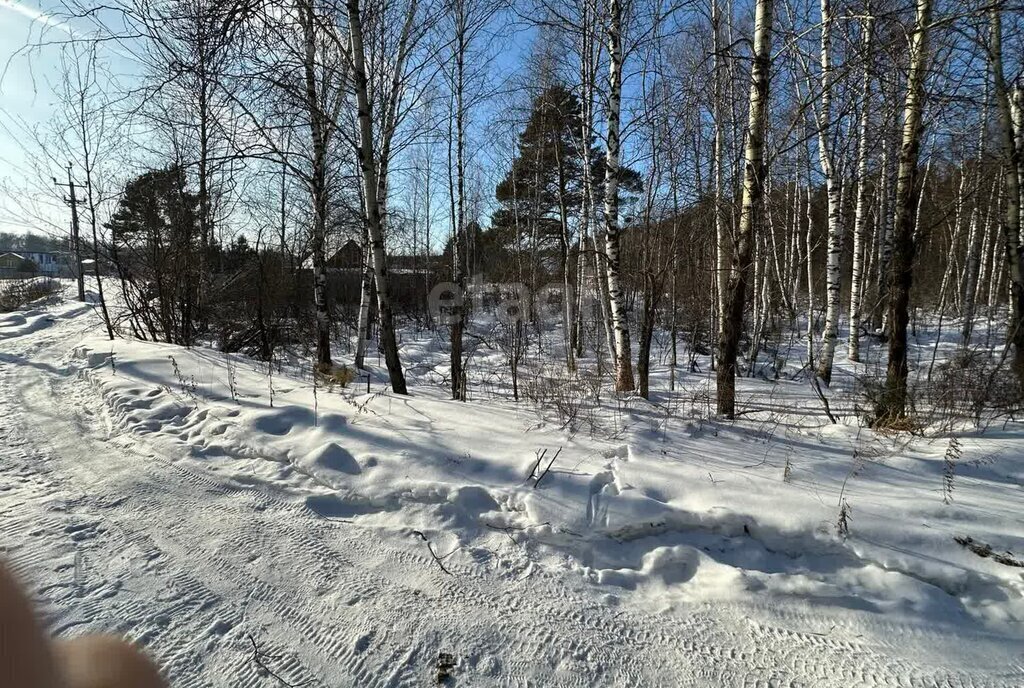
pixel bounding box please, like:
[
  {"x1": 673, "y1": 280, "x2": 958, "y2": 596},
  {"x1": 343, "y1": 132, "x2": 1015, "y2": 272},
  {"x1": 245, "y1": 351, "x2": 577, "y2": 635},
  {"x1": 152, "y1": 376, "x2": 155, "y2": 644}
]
[
  {"x1": 717, "y1": 0, "x2": 772, "y2": 417},
  {"x1": 604, "y1": 0, "x2": 634, "y2": 392},
  {"x1": 848, "y1": 17, "x2": 874, "y2": 362},
  {"x1": 1013, "y1": 85, "x2": 1023, "y2": 211},
  {"x1": 876, "y1": 0, "x2": 932, "y2": 422},
  {"x1": 874, "y1": 138, "x2": 891, "y2": 333},
  {"x1": 749, "y1": 231, "x2": 763, "y2": 373},
  {"x1": 990, "y1": 4, "x2": 1024, "y2": 383},
  {"x1": 298, "y1": 0, "x2": 332, "y2": 369},
  {"x1": 354, "y1": 226, "x2": 372, "y2": 368},
  {"x1": 977, "y1": 182, "x2": 997, "y2": 311},
  {"x1": 961, "y1": 77, "x2": 990, "y2": 345},
  {"x1": 712, "y1": 0, "x2": 729, "y2": 335},
  {"x1": 961, "y1": 198, "x2": 983, "y2": 340},
  {"x1": 347, "y1": 0, "x2": 408, "y2": 394},
  {"x1": 815, "y1": 0, "x2": 843, "y2": 385}
]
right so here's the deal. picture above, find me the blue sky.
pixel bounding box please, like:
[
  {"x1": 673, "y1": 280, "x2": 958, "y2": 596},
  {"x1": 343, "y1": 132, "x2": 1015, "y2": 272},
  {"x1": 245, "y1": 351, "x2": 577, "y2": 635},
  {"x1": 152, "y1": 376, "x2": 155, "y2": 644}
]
[
  {"x1": 0, "y1": 1, "x2": 140, "y2": 240},
  {"x1": 0, "y1": 0, "x2": 703, "y2": 245},
  {"x1": 0, "y1": 0, "x2": 73, "y2": 237}
]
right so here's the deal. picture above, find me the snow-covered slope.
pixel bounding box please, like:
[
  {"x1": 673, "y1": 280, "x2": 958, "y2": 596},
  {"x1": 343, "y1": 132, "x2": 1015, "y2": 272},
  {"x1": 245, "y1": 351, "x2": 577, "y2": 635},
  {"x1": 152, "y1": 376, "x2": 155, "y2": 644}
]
[{"x1": 1, "y1": 289, "x2": 1021, "y2": 686}]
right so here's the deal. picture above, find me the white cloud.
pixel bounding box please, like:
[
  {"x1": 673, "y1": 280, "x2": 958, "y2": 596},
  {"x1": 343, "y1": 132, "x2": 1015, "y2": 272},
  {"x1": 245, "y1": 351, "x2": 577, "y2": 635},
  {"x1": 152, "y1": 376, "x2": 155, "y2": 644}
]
[{"x1": 0, "y1": 0, "x2": 73, "y2": 35}]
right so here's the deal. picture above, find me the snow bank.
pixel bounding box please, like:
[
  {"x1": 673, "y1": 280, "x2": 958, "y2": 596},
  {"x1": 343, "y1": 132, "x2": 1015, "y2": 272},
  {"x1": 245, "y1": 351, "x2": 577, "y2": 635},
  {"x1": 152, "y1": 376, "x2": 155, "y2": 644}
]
[{"x1": 57, "y1": 327, "x2": 1024, "y2": 635}]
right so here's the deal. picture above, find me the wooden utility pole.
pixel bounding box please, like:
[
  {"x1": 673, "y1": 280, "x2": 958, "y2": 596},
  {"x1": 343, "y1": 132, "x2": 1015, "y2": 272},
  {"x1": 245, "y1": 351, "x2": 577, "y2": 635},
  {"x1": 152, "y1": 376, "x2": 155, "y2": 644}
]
[{"x1": 54, "y1": 163, "x2": 85, "y2": 302}]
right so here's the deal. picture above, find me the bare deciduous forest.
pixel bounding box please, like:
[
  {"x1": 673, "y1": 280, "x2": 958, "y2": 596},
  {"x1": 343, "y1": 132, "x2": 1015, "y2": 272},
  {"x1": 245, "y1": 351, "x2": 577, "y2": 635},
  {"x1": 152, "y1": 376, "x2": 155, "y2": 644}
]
[
  {"x1": 1, "y1": 0, "x2": 1023, "y2": 685},
  {"x1": 4, "y1": 0, "x2": 1023, "y2": 427}
]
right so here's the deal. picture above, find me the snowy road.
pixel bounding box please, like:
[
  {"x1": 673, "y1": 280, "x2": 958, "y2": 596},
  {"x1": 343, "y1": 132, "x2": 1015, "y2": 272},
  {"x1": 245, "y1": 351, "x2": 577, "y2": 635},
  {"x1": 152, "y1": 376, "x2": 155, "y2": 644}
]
[{"x1": 1, "y1": 303, "x2": 1021, "y2": 686}]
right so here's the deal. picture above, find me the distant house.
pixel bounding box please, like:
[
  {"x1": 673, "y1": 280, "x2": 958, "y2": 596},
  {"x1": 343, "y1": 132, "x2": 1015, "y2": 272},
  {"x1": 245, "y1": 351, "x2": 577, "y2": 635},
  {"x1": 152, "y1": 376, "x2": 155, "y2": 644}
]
[
  {"x1": 0, "y1": 249, "x2": 29, "y2": 276},
  {"x1": 0, "y1": 250, "x2": 66, "y2": 277},
  {"x1": 326, "y1": 239, "x2": 363, "y2": 271},
  {"x1": 21, "y1": 251, "x2": 65, "y2": 276},
  {"x1": 0, "y1": 252, "x2": 36, "y2": 278},
  {"x1": 327, "y1": 239, "x2": 438, "y2": 275}
]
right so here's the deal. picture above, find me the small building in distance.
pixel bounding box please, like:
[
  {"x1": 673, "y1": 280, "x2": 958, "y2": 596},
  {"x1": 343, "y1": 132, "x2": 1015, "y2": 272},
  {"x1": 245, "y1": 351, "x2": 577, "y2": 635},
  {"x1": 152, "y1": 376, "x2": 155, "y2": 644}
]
[
  {"x1": 0, "y1": 251, "x2": 30, "y2": 277},
  {"x1": 326, "y1": 239, "x2": 363, "y2": 272},
  {"x1": 0, "y1": 249, "x2": 69, "y2": 278}
]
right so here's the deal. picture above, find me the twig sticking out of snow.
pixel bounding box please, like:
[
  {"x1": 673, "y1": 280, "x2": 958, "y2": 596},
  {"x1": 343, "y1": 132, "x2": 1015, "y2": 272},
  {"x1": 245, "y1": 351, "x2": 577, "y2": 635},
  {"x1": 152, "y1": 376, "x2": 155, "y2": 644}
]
[
  {"x1": 837, "y1": 499, "x2": 851, "y2": 538},
  {"x1": 532, "y1": 447, "x2": 562, "y2": 488},
  {"x1": 247, "y1": 633, "x2": 313, "y2": 687},
  {"x1": 526, "y1": 448, "x2": 546, "y2": 482},
  {"x1": 943, "y1": 436, "x2": 961, "y2": 504},
  {"x1": 811, "y1": 375, "x2": 838, "y2": 424},
  {"x1": 411, "y1": 530, "x2": 458, "y2": 575}
]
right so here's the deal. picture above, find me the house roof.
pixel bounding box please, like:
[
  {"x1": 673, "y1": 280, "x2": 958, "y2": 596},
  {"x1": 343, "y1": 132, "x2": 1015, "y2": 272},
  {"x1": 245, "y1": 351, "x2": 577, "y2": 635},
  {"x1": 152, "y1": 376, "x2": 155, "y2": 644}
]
[{"x1": 0, "y1": 252, "x2": 26, "y2": 260}]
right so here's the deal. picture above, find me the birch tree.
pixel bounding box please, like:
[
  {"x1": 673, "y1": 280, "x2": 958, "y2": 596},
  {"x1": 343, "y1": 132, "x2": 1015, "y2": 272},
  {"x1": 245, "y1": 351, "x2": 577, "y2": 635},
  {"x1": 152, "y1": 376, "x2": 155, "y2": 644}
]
[
  {"x1": 352, "y1": 0, "x2": 428, "y2": 371},
  {"x1": 813, "y1": 0, "x2": 843, "y2": 385},
  {"x1": 346, "y1": 0, "x2": 409, "y2": 394},
  {"x1": 577, "y1": 0, "x2": 616, "y2": 362},
  {"x1": 961, "y1": 57, "x2": 989, "y2": 347},
  {"x1": 717, "y1": 0, "x2": 773, "y2": 418},
  {"x1": 848, "y1": 16, "x2": 874, "y2": 363},
  {"x1": 875, "y1": 0, "x2": 932, "y2": 423},
  {"x1": 712, "y1": 0, "x2": 729, "y2": 342},
  {"x1": 989, "y1": 2, "x2": 1024, "y2": 387},
  {"x1": 604, "y1": 0, "x2": 634, "y2": 392},
  {"x1": 298, "y1": 0, "x2": 335, "y2": 370},
  {"x1": 448, "y1": 0, "x2": 470, "y2": 399}
]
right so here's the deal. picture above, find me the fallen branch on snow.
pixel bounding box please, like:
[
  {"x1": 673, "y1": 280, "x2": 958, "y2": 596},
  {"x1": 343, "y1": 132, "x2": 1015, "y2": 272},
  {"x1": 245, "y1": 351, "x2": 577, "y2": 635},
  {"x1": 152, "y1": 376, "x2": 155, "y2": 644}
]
[
  {"x1": 247, "y1": 633, "x2": 312, "y2": 687},
  {"x1": 411, "y1": 530, "x2": 458, "y2": 575},
  {"x1": 954, "y1": 536, "x2": 1024, "y2": 568}
]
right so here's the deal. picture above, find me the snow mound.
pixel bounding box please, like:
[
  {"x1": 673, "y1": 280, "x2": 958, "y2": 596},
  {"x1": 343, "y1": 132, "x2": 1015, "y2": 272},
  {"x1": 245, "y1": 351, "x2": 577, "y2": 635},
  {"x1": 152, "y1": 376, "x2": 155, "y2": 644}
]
[
  {"x1": 596, "y1": 545, "x2": 701, "y2": 588},
  {"x1": 300, "y1": 442, "x2": 362, "y2": 483}
]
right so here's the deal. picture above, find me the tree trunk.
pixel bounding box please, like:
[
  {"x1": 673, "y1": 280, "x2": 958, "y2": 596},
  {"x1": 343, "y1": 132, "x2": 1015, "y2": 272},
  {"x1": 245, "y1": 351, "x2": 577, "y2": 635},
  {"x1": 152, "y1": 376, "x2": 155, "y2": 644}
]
[
  {"x1": 299, "y1": 0, "x2": 332, "y2": 370},
  {"x1": 712, "y1": 0, "x2": 729, "y2": 339},
  {"x1": 577, "y1": 4, "x2": 600, "y2": 361},
  {"x1": 717, "y1": 0, "x2": 773, "y2": 418},
  {"x1": 805, "y1": 182, "x2": 815, "y2": 366},
  {"x1": 555, "y1": 140, "x2": 576, "y2": 372},
  {"x1": 875, "y1": 0, "x2": 932, "y2": 423},
  {"x1": 637, "y1": 272, "x2": 656, "y2": 399},
  {"x1": 347, "y1": 0, "x2": 408, "y2": 395},
  {"x1": 990, "y1": 4, "x2": 1024, "y2": 386},
  {"x1": 447, "y1": 1, "x2": 470, "y2": 400},
  {"x1": 815, "y1": 0, "x2": 842, "y2": 385},
  {"x1": 1013, "y1": 85, "x2": 1023, "y2": 211},
  {"x1": 848, "y1": 17, "x2": 874, "y2": 363},
  {"x1": 961, "y1": 80, "x2": 989, "y2": 346},
  {"x1": 355, "y1": 226, "x2": 372, "y2": 369},
  {"x1": 604, "y1": 0, "x2": 634, "y2": 392}
]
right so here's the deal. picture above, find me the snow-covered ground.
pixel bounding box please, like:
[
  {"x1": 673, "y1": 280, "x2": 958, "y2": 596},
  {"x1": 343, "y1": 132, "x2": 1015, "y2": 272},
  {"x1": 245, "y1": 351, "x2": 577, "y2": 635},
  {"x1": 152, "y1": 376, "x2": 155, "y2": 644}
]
[{"x1": 1, "y1": 284, "x2": 1022, "y2": 686}]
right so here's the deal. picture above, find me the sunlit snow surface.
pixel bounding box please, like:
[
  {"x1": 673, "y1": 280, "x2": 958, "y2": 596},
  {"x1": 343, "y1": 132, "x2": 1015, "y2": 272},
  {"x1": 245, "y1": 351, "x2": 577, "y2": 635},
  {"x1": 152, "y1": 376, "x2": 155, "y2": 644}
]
[{"x1": 1, "y1": 281, "x2": 1021, "y2": 686}]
